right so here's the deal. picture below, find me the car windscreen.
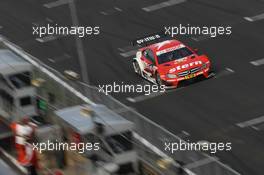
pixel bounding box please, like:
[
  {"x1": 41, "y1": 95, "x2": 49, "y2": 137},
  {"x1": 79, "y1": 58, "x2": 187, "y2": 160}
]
[{"x1": 157, "y1": 47, "x2": 193, "y2": 64}]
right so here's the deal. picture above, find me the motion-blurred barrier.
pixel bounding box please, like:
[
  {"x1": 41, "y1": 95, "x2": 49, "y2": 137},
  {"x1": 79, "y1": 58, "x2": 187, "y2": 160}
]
[
  {"x1": 0, "y1": 36, "x2": 240, "y2": 175},
  {"x1": 77, "y1": 83, "x2": 240, "y2": 175}
]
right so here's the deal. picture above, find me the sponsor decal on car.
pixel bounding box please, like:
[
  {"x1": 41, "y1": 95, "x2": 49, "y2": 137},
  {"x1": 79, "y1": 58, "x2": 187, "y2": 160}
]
[
  {"x1": 156, "y1": 44, "x2": 185, "y2": 56},
  {"x1": 136, "y1": 34, "x2": 161, "y2": 45},
  {"x1": 176, "y1": 61, "x2": 203, "y2": 71}
]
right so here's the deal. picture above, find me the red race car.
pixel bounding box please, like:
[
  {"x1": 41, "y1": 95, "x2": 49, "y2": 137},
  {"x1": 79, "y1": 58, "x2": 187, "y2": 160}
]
[{"x1": 132, "y1": 34, "x2": 212, "y2": 88}]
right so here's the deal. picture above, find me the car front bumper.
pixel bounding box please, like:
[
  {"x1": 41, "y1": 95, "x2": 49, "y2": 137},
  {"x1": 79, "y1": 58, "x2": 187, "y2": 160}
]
[{"x1": 161, "y1": 68, "x2": 210, "y2": 88}]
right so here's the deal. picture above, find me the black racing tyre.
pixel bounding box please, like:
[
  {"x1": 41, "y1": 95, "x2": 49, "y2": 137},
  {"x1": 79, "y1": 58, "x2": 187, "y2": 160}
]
[
  {"x1": 155, "y1": 72, "x2": 163, "y2": 86},
  {"x1": 133, "y1": 61, "x2": 142, "y2": 76}
]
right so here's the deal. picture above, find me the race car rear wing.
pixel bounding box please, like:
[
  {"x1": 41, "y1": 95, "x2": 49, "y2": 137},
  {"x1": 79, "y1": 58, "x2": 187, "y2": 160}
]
[{"x1": 131, "y1": 32, "x2": 171, "y2": 47}]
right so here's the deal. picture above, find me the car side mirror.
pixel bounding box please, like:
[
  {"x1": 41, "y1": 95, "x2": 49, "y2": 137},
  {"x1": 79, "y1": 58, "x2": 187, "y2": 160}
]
[{"x1": 142, "y1": 51, "x2": 148, "y2": 57}]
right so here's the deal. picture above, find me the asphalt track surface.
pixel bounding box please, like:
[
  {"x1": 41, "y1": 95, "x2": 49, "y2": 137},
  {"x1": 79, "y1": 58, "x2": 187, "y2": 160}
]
[{"x1": 1, "y1": 0, "x2": 264, "y2": 174}]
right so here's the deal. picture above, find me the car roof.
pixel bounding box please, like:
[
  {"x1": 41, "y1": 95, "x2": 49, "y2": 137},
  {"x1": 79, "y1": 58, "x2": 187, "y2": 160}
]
[{"x1": 142, "y1": 39, "x2": 183, "y2": 53}]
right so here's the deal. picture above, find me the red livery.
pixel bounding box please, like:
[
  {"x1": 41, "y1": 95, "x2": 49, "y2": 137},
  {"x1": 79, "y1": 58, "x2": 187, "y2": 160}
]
[{"x1": 132, "y1": 35, "x2": 211, "y2": 88}]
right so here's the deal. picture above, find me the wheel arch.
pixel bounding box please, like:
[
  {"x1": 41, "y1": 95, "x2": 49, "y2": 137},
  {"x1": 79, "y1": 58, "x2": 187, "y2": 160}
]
[{"x1": 133, "y1": 52, "x2": 144, "y2": 72}]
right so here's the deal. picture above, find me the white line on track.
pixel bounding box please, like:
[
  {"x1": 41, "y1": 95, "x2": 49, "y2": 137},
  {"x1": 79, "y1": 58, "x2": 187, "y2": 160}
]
[
  {"x1": 225, "y1": 67, "x2": 234, "y2": 73},
  {"x1": 250, "y1": 58, "x2": 264, "y2": 66},
  {"x1": 214, "y1": 67, "x2": 235, "y2": 79},
  {"x1": 191, "y1": 35, "x2": 212, "y2": 42},
  {"x1": 100, "y1": 11, "x2": 108, "y2": 15},
  {"x1": 185, "y1": 157, "x2": 218, "y2": 169},
  {"x1": 45, "y1": 18, "x2": 54, "y2": 23},
  {"x1": 120, "y1": 49, "x2": 137, "y2": 58},
  {"x1": 127, "y1": 87, "x2": 184, "y2": 103},
  {"x1": 142, "y1": 0, "x2": 186, "y2": 12},
  {"x1": 36, "y1": 35, "x2": 65, "y2": 43},
  {"x1": 100, "y1": 7, "x2": 123, "y2": 15},
  {"x1": 118, "y1": 45, "x2": 137, "y2": 52},
  {"x1": 251, "y1": 126, "x2": 260, "y2": 131},
  {"x1": 43, "y1": 0, "x2": 70, "y2": 8},
  {"x1": 118, "y1": 48, "x2": 126, "y2": 52},
  {"x1": 48, "y1": 58, "x2": 55, "y2": 63},
  {"x1": 252, "y1": 123, "x2": 264, "y2": 131},
  {"x1": 118, "y1": 45, "x2": 140, "y2": 58},
  {"x1": 244, "y1": 13, "x2": 264, "y2": 22},
  {"x1": 159, "y1": 130, "x2": 190, "y2": 139},
  {"x1": 236, "y1": 116, "x2": 264, "y2": 128},
  {"x1": 36, "y1": 35, "x2": 58, "y2": 43},
  {"x1": 127, "y1": 92, "x2": 164, "y2": 103},
  {"x1": 114, "y1": 7, "x2": 123, "y2": 12},
  {"x1": 48, "y1": 54, "x2": 71, "y2": 63},
  {"x1": 177, "y1": 130, "x2": 190, "y2": 138}
]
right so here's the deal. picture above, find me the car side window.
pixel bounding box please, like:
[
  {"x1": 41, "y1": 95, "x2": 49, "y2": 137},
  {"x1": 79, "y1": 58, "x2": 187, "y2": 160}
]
[
  {"x1": 148, "y1": 50, "x2": 156, "y2": 64},
  {"x1": 143, "y1": 49, "x2": 156, "y2": 64}
]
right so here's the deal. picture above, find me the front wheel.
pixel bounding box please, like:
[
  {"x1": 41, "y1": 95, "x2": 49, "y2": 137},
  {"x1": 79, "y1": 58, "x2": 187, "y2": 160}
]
[
  {"x1": 133, "y1": 61, "x2": 142, "y2": 76},
  {"x1": 155, "y1": 73, "x2": 163, "y2": 86}
]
